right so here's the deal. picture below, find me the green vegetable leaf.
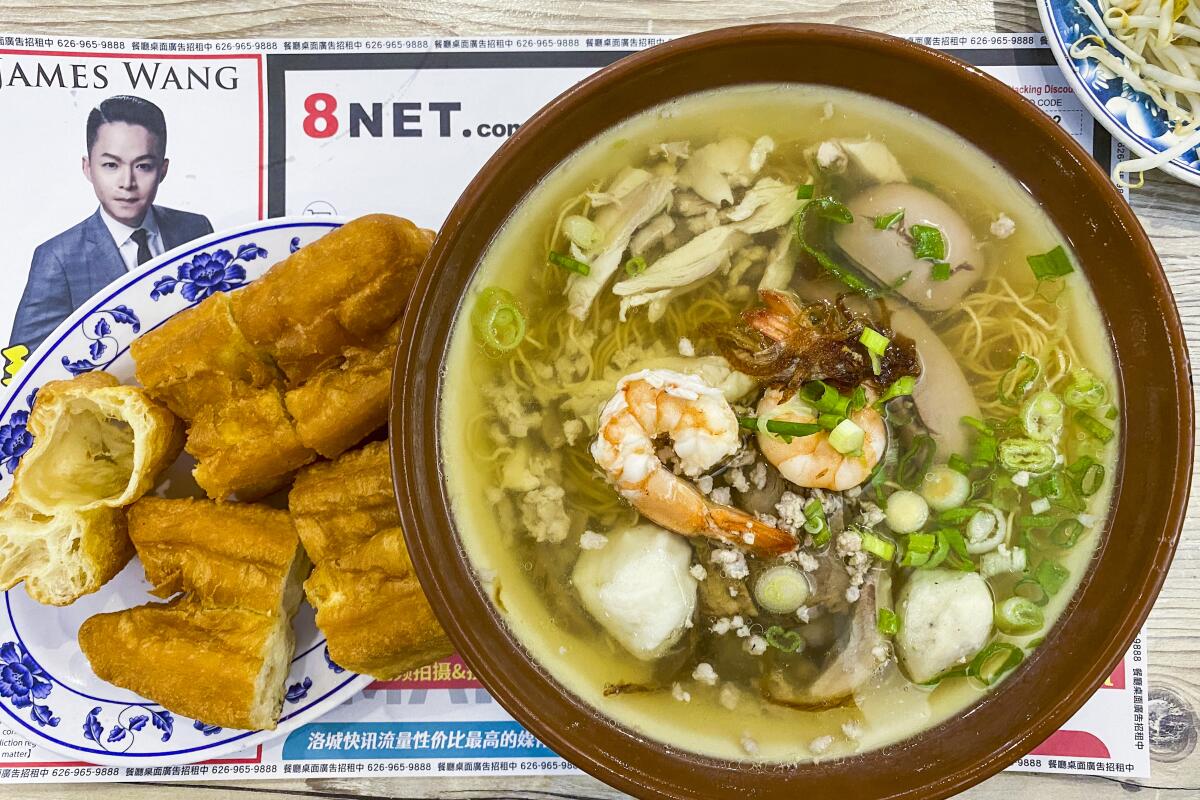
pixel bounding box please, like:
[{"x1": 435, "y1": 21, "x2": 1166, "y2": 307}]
[
  {"x1": 873, "y1": 209, "x2": 905, "y2": 230},
  {"x1": 1027, "y1": 245, "x2": 1074, "y2": 281},
  {"x1": 909, "y1": 224, "x2": 946, "y2": 261}
]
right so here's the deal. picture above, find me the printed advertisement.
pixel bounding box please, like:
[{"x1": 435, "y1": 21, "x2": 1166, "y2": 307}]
[{"x1": 0, "y1": 31, "x2": 1147, "y2": 784}]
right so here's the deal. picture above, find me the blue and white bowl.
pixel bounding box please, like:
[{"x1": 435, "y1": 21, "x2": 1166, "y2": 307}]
[
  {"x1": 0, "y1": 217, "x2": 372, "y2": 767},
  {"x1": 1039, "y1": 0, "x2": 1200, "y2": 185}
]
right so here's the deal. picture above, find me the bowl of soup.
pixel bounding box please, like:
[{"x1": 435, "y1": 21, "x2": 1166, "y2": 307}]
[{"x1": 391, "y1": 24, "x2": 1192, "y2": 800}]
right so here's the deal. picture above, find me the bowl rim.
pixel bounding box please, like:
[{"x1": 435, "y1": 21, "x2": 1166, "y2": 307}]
[{"x1": 391, "y1": 22, "x2": 1193, "y2": 800}]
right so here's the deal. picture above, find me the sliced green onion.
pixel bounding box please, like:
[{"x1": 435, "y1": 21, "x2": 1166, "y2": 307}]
[
  {"x1": 818, "y1": 413, "x2": 843, "y2": 431},
  {"x1": 920, "y1": 465, "x2": 971, "y2": 511},
  {"x1": 1021, "y1": 392, "x2": 1065, "y2": 442},
  {"x1": 920, "y1": 531, "x2": 951, "y2": 569},
  {"x1": 860, "y1": 530, "x2": 896, "y2": 561},
  {"x1": 829, "y1": 418, "x2": 865, "y2": 454},
  {"x1": 796, "y1": 183, "x2": 815, "y2": 200},
  {"x1": 1027, "y1": 245, "x2": 1074, "y2": 281},
  {"x1": 562, "y1": 214, "x2": 603, "y2": 249},
  {"x1": 941, "y1": 529, "x2": 970, "y2": 559},
  {"x1": 859, "y1": 327, "x2": 890, "y2": 356},
  {"x1": 948, "y1": 454, "x2": 971, "y2": 475},
  {"x1": 1029, "y1": 472, "x2": 1065, "y2": 500},
  {"x1": 1034, "y1": 559, "x2": 1070, "y2": 596},
  {"x1": 897, "y1": 435, "x2": 936, "y2": 488},
  {"x1": 859, "y1": 327, "x2": 889, "y2": 376},
  {"x1": 811, "y1": 196, "x2": 854, "y2": 225},
  {"x1": 849, "y1": 386, "x2": 868, "y2": 412},
  {"x1": 1014, "y1": 576, "x2": 1050, "y2": 606},
  {"x1": 794, "y1": 201, "x2": 879, "y2": 296},
  {"x1": 899, "y1": 545, "x2": 931, "y2": 568},
  {"x1": 1073, "y1": 410, "x2": 1115, "y2": 444},
  {"x1": 1063, "y1": 368, "x2": 1106, "y2": 409},
  {"x1": 909, "y1": 223, "x2": 947, "y2": 261},
  {"x1": 886, "y1": 490, "x2": 930, "y2": 534},
  {"x1": 995, "y1": 596, "x2": 1045, "y2": 635},
  {"x1": 877, "y1": 608, "x2": 900, "y2": 636},
  {"x1": 962, "y1": 416, "x2": 993, "y2": 435},
  {"x1": 938, "y1": 507, "x2": 976, "y2": 525},
  {"x1": 470, "y1": 287, "x2": 527, "y2": 354},
  {"x1": 803, "y1": 381, "x2": 851, "y2": 416},
  {"x1": 989, "y1": 472, "x2": 1021, "y2": 512},
  {"x1": 1105, "y1": 405, "x2": 1119, "y2": 420},
  {"x1": 907, "y1": 532, "x2": 937, "y2": 554},
  {"x1": 998, "y1": 438, "x2": 1056, "y2": 474},
  {"x1": 754, "y1": 566, "x2": 810, "y2": 614},
  {"x1": 764, "y1": 625, "x2": 806, "y2": 653},
  {"x1": 624, "y1": 255, "x2": 647, "y2": 277},
  {"x1": 1018, "y1": 514, "x2": 1058, "y2": 530},
  {"x1": 998, "y1": 354, "x2": 1040, "y2": 405},
  {"x1": 930, "y1": 261, "x2": 951, "y2": 281},
  {"x1": 875, "y1": 375, "x2": 917, "y2": 407},
  {"x1": 804, "y1": 499, "x2": 831, "y2": 547},
  {"x1": 969, "y1": 642, "x2": 1024, "y2": 686},
  {"x1": 1050, "y1": 518, "x2": 1086, "y2": 549},
  {"x1": 873, "y1": 209, "x2": 905, "y2": 230},
  {"x1": 737, "y1": 416, "x2": 821, "y2": 442},
  {"x1": 1066, "y1": 456, "x2": 1105, "y2": 497},
  {"x1": 970, "y1": 434, "x2": 998, "y2": 467},
  {"x1": 548, "y1": 250, "x2": 590, "y2": 275}
]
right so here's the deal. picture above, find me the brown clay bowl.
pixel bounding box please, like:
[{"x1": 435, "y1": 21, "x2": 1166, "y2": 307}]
[{"x1": 391, "y1": 24, "x2": 1192, "y2": 800}]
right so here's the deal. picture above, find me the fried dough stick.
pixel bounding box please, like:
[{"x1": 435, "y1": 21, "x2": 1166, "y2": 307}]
[
  {"x1": 231, "y1": 214, "x2": 434, "y2": 385},
  {"x1": 131, "y1": 294, "x2": 314, "y2": 499},
  {"x1": 131, "y1": 215, "x2": 432, "y2": 499},
  {"x1": 289, "y1": 441, "x2": 451, "y2": 678},
  {"x1": 79, "y1": 498, "x2": 308, "y2": 730}
]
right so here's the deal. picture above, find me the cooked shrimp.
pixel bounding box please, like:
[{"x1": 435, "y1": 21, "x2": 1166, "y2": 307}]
[
  {"x1": 756, "y1": 387, "x2": 887, "y2": 491},
  {"x1": 591, "y1": 369, "x2": 796, "y2": 557}
]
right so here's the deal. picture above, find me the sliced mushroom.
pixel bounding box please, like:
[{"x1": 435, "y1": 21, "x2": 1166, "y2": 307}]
[
  {"x1": 887, "y1": 305, "x2": 981, "y2": 459},
  {"x1": 833, "y1": 183, "x2": 983, "y2": 311},
  {"x1": 762, "y1": 571, "x2": 891, "y2": 708},
  {"x1": 805, "y1": 543, "x2": 851, "y2": 615},
  {"x1": 566, "y1": 176, "x2": 674, "y2": 320}
]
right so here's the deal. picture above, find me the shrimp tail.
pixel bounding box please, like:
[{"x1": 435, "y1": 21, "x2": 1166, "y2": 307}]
[
  {"x1": 707, "y1": 506, "x2": 797, "y2": 557},
  {"x1": 745, "y1": 289, "x2": 804, "y2": 343}
]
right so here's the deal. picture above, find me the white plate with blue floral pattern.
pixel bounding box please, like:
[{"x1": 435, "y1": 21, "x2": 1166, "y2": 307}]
[
  {"x1": 0, "y1": 217, "x2": 373, "y2": 766},
  {"x1": 1038, "y1": 0, "x2": 1200, "y2": 185}
]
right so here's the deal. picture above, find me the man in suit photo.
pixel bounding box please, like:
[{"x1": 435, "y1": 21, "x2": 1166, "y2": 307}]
[{"x1": 10, "y1": 95, "x2": 213, "y2": 351}]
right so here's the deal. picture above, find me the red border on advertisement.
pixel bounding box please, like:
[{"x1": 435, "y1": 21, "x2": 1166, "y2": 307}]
[{"x1": 0, "y1": 48, "x2": 266, "y2": 219}]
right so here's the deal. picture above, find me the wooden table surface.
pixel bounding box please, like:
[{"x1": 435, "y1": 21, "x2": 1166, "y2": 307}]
[{"x1": 1, "y1": 1, "x2": 1197, "y2": 798}]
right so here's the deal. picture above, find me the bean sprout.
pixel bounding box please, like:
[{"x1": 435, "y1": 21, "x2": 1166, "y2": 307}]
[{"x1": 1070, "y1": 0, "x2": 1200, "y2": 185}]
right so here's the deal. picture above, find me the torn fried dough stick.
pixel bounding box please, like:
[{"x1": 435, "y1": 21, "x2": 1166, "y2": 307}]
[
  {"x1": 0, "y1": 372, "x2": 181, "y2": 605},
  {"x1": 289, "y1": 441, "x2": 452, "y2": 678},
  {"x1": 131, "y1": 214, "x2": 431, "y2": 499},
  {"x1": 79, "y1": 497, "x2": 309, "y2": 730},
  {"x1": 129, "y1": 497, "x2": 309, "y2": 615}
]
